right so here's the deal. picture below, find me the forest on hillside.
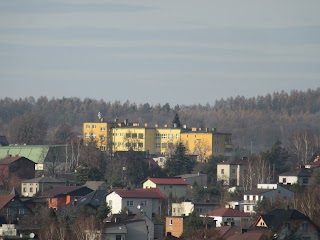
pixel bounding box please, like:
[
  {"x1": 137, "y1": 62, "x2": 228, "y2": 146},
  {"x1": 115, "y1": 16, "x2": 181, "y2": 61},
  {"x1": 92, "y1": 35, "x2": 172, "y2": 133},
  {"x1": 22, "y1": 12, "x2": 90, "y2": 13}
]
[{"x1": 1, "y1": 88, "x2": 320, "y2": 156}]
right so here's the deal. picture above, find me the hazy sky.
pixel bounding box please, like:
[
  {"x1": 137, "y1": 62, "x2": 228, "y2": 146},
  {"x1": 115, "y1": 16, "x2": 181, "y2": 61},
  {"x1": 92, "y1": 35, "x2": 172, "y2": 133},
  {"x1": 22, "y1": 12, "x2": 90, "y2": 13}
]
[{"x1": 1, "y1": 0, "x2": 320, "y2": 105}]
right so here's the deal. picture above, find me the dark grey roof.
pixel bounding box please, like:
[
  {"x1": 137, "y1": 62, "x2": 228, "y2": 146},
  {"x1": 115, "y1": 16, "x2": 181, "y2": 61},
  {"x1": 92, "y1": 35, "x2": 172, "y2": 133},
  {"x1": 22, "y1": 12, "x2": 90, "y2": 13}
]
[
  {"x1": 77, "y1": 189, "x2": 107, "y2": 209},
  {"x1": 22, "y1": 177, "x2": 67, "y2": 184},
  {"x1": 244, "y1": 188, "x2": 273, "y2": 195},
  {"x1": 260, "y1": 208, "x2": 310, "y2": 230},
  {"x1": 278, "y1": 168, "x2": 313, "y2": 177},
  {"x1": 84, "y1": 181, "x2": 108, "y2": 190}
]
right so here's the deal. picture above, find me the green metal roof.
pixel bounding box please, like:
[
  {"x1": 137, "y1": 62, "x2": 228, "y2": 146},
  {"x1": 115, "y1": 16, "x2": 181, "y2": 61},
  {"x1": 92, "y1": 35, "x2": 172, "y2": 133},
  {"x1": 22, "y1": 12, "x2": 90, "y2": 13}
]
[{"x1": 0, "y1": 145, "x2": 66, "y2": 164}]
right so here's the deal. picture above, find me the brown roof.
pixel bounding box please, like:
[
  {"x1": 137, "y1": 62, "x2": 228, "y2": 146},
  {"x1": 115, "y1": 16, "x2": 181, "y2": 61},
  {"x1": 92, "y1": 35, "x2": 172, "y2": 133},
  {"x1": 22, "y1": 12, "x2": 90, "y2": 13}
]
[
  {"x1": 227, "y1": 232, "x2": 269, "y2": 240},
  {"x1": 0, "y1": 156, "x2": 32, "y2": 165},
  {"x1": 143, "y1": 177, "x2": 189, "y2": 185},
  {"x1": 0, "y1": 194, "x2": 15, "y2": 209},
  {"x1": 206, "y1": 208, "x2": 249, "y2": 217},
  {"x1": 111, "y1": 188, "x2": 166, "y2": 199}
]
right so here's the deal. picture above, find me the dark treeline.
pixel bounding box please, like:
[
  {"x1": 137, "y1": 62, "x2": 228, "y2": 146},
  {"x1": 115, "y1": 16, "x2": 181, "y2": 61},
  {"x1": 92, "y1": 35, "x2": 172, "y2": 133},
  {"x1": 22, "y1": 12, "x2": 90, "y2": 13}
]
[{"x1": 1, "y1": 88, "x2": 320, "y2": 152}]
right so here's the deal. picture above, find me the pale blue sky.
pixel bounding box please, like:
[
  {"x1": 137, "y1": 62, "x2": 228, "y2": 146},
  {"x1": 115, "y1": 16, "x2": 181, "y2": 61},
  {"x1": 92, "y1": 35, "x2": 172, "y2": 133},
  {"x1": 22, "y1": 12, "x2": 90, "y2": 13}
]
[{"x1": 1, "y1": 0, "x2": 320, "y2": 105}]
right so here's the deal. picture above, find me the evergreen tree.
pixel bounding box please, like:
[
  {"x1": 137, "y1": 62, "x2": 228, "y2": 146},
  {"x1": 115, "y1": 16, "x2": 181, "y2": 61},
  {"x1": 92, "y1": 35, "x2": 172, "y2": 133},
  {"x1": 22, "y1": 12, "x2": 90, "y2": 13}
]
[
  {"x1": 165, "y1": 143, "x2": 194, "y2": 176},
  {"x1": 96, "y1": 203, "x2": 111, "y2": 221},
  {"x1": 172, "y1": 112, "x2": 182, "y2": 128}
]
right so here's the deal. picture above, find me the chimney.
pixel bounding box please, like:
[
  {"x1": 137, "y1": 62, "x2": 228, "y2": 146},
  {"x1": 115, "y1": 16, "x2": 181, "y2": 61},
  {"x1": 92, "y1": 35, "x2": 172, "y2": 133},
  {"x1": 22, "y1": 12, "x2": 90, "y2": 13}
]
[
  {"x1": 124, "y1": 119, "x2": 128, "y2": 126},
  {"x1": 212, "y1": 127, "x2": 217, "y2": 132},
  {"x1": 183, "y1": 124, "x2": 187, "y2": 129},
  {"x1": 114, "y1": 118, "x2": 118, "y2": 123},
  {"x1": 144, "y1": 123, "x2": 148, "y2": 127},
  {"x1": 155, "y1": 124, "x2": 158, "y2": 128},
  {"x1": 205, "y1": 128, "x2": 209, "y2": 132},
  {"x1": 164, "y1": 124, "x2": 168, "y2": 128}
]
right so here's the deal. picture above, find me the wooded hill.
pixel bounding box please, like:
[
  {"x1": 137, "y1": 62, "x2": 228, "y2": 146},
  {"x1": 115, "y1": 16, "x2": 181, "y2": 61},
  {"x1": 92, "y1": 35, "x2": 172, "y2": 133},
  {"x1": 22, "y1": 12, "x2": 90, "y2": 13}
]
[{"x1": 1, "y1": 88, "x2": 320, "y2": 154}]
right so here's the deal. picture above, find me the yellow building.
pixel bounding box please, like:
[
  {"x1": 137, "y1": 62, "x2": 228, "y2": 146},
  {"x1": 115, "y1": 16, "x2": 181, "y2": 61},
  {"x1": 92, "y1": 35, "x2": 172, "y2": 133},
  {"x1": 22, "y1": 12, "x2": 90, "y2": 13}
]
[
  {"x1": 180, "y1": 128, "x2": 232, "y2": 161},
  {"x1": 83, "y1": 120, "x2": 232, "y2": 158},
  {"x1": 155, "y1": 126, "x2": 181, "y2": 155},
  {"x1": 83, "y1": 122, "x2": 117, "y2": 153},
  {"x1": 112, "y1": 124, "x2": 156, "y2": 154},
  {"x1": 217, "y1": 159, "x2": 247, "y2": 186}
]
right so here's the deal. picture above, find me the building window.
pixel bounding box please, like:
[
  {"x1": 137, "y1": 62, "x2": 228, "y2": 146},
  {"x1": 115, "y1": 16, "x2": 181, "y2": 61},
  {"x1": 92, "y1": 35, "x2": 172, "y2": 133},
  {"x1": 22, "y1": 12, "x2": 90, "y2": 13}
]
[
  {"x1": 86, "y1": 124, "x2": 90, "y2": 129},
  {"x1": 100, "y1": 145, "x2": 106, "y2": 151},
  {"x1": 18, "y1": 208, "x2": 25, "y2": 214},
  {"x1": 283, "y1": 178, "x2": 286, "y2": 183},
  {"x1": 126, "y1": 133, "x2": 131, "y2": 138},
  {"x1": 168, "y1": 143, "x2": 173, "y2": 149},
  {"x1": 23, "y1": 187, "x2": 27, "y2": 192},
  {"x1": 120, "y1": 133, "x2": 124, "y2": 137},
  {"x1": 132, "y1": 133, "x2": 137, "y2": 139},
  {"x1": 221, "y1": 169, "x2": 224, "y2": 174},
  {"x1": 132, "y1": 143, "x2": 137, "y2": 148},
  {"x1": 92, "y1": 125, "x2": 96, "y2": 128},
  {"x1": 168, "y1": 134, "x2": 173, "y2": 139},
  {"x1": 302, "y1": 222, "x2": 308, "y2": 231},
  {"x1": 85, "y1": 133, "x2": 90, "y2": 139},
  {"x1": 138, "y1": 133, "x2": 144, "y2": 139},
  {"x1": 116, "y1": 235, "x2": 122, "y2": 240},
  {"x1": 126, "y1": 142, "x2": 131, "y2": 148},
  {"x1": 138, "y1": 143, "x2": 143, "y2": 148},
  {"x1": 156, "y1": 143, "x2": 161, "y2": 148},
  {"x1": 176, "y1": 134, "x2": 179, "y2": 139},
  {"x1": 100, "y1": 127, "x2": 106, "y2": 131},
  {"x1": 30, "y1": 187, "x2": 33, "y2": 192},
  {"x1": 109, "y1": 200, "x2": 112, "y2": 206},
  {"x1": 246, "y1": 206, "x2": 250, "y2": 211},
  {"x1": 161, "y1": 134, "x2": 167, "y2": 139},
  {"x1": 127, "y1": 201, "x2": 133, "y2": 206},
  {"x1": 156, "y1": 134, "x2": 160, "y2": 139},
  {"x1": 169, "y1": 219, "x2": 173, "y2": 225},
  {"x1": 100, "y1": 136, "x2": 105, "y2": 141},
  {"x1": 162, "y1": 143, "x2": 167, "y2": 148}
]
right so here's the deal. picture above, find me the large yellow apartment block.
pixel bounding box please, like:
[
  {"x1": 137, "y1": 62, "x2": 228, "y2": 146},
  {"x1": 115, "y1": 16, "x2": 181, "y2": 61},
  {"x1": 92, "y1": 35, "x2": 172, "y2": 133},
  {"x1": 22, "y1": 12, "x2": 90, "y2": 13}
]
[
  {"x1": 83, "y1": 120, "x2": 232, "y2": 158},
  {"x1": 180, "y1": 128, "x2": 232, "y2": 161}
]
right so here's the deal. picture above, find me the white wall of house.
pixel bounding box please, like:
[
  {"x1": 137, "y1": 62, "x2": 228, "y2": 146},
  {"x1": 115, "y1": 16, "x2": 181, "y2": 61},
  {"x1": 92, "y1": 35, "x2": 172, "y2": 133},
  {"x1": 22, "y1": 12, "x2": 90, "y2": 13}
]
[
  {"x1": 209, "y1": 216, "x2": 249, "y2": 227},
  {"x1": 106, "y1": 192, "x2": 161, "y2": 219},
  {"x1": 279, "y1": 176, "x2": 298, "y2": 185},
  {"x1": 172, "y1": 202, "x2": 194, "y2": 216}
]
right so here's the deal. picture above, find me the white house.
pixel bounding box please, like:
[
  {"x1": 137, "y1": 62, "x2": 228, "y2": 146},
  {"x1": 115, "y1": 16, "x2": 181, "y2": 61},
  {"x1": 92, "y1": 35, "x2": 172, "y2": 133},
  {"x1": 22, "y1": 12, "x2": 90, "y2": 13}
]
[
  {"x1": 278, "y1": 168, "x2": 313, "y2": 186},
  {"x1": 242, "y1": 184, "x2": 294, "y2": 213},
  {"x1": 106, "y1": 188, "x2": 165, "y2": 219},
  {"x1": 172, "y1": 201, "x2": 219, "y2": 217},
  {"x1": 201, "y1": 208, "x2": 250, "y2": 228}
]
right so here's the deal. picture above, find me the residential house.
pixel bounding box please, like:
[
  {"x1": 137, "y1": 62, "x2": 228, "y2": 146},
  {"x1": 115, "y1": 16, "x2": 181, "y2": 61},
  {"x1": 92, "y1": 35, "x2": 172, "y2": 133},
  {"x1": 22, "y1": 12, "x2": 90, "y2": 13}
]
[
  {"x1": 255, "y1": 208, "x2": 320, "y2": 240},
  {"x1": 42, "y1": 186, "x2": 93, "y2": 210},
  {"x1": 76, "y1": 189, "x2": 107, "y2": 210},
  {"x1": 242, "y1": 184, "x2": 294, "y2": 213},
  {"x1": 278, "y1": 168, "x2": 313, "y2": 185},
  {"x1": 180, "y1": 127, "x2": 233, "y2": 159},
  {"x1": 142, "y1": 177, "x2": 189, "y2": 198},
  {"x1": 0, "y1": 189, "x2": 32, "y2": 224},
  {"x1": 217, "y1": 159, "x2": 247, "y2": 186},
  {"x1": 21, "y1": 176, "x2": 67, "y2": 197},
  {"x1": 165, "y1": 216, "x2": 185, "y2": 238},
  {"x1": 0, "y1": 156, "x2": 35, "y2": 190},
  {"x1": 106, "y1": 188, "x2": 166, "y2": 219},
  {"x1": 202, "y1": 208, "x2": 250, "y2": 228},
  {"x1": 172, "y1": 201, "x2": 219, "y2": 217},
  {"x1": 176, "y1": 173, "x2": 208, "y2": 188}
]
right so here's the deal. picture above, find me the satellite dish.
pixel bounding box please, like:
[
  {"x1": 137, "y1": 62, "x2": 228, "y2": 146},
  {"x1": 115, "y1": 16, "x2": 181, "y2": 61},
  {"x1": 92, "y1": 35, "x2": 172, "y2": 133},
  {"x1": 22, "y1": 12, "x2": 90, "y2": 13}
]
[
  {"x1": 29, "y1": 233, "x2": 35, "y2": 239},
  {"x1": 137, "y1": 205, "x2": 141, "y2": 210}
]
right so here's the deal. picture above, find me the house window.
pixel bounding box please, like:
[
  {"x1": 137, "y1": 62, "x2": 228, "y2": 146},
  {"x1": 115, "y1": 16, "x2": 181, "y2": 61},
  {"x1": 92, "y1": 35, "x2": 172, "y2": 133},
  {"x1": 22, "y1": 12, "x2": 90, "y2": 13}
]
[
  {"x1": 176, "y1": 134, "x2": 179, "y2": 139},
  {"x1": 85, "y1": 133, "x2": 90, "y2": 139},
  {"x1": 168, "y1": 134, "x2": 173, "y2": 139},
  {"x1": 30, "y1": 187, "x2": 33, "y2": 192},
  {"x1": 156, "y1": 143, "x2": 161, "y2": 148},
  {"x1": 132, "y1": 133, "x2": 137, "y2": 139},
  {"x1": 86, "y1": 125, "x2": 90, "y2": 129},
  {"x1": 100, "y1": 136, "x2": 105, "y2": 141},
  {"x1": 127, "y1": 201, "x2": 133, "y2": 206},
  {"x1": 156, "y1": 134, "x2": 160, "y2": 139},
  {"x1": 246, "y1": 206, "x2": 250, "y2": 211},
  {"x1": 162, "y1": 143, "x2": 167, "y2": 148},
  {"x1": 132, "y1": 143, "x2": 137, "y2": 148},
  {"x1": 18, "y1": 208, "x2": 25, "y2": 214},
  {"x1": 126, "y1": 133, "x2": 131, "y2": 138},
  {"x1": 173, "y1": 208, "x2": 176, "y2": 213},
  {"x1": 169, "y1": 219, "x2": 173, "y2": 225},
  {"x1": 138, "y1": 143, "x2": 143, "y2": 148},
  {"x1": 303, "y1": 178, "x2": 309, "y2": 184},
  {"x1": 92, "y1": 125, "x2": 96, "y2": 128},
  {"x1": 109, "y1": 200, "x2": 112, "y2": 207},
  {"x1": 161, "y1": 134, "x2": 167, "y2": 139},
  {"x1": 221, "y1": 169, "x2": 225, "y2": 174},
  {"x1": 100, "y1": 127, "x2": 106, "y2": 131},
  {"x1": 168, "y1": 143, "x2": 173, "y2": 149},
  {"x1": 138, "y1": 133, "x2": 144, "y2": 139},
  {"x1": 126, "y1": 142, "x2": 131, "y2": 148},
  {"x1": 49, "y1": 198, "x2": 53, "y2": 204},
  {"x1": 283, "y1": 178, "x2": 286, "y2": 183},
  {"x1": 116, "y1": 235, "x2": 122, "y2": 240},
  {"x1": 120, "y1": 133, "x2": 124, "y2": 137},
  {"x1": 100, "y1": 145, "x2": 106, "y2": 151},
  {"x1": 302, "y1": 222, "x2": 308, "y2": 231},
  {"x1": 23, "y1": 187, "x2": 27, "y2": 192}
]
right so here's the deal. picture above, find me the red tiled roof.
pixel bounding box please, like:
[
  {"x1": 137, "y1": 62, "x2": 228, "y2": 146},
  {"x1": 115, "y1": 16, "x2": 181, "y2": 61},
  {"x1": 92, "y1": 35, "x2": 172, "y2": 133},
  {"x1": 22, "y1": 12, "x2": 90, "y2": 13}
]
[
  {"x1": 144, "y1": 177, "x2": 189, "y2": 185},
  {"x1": 111, "y1": 188, "x2": 166, "y2": 199},
  {"x1": 206, "y1": 208, "x2": 249, "y2": 217},
  {"x1": 0, "y1": 156, "x2": 31, "y2": 165}
]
